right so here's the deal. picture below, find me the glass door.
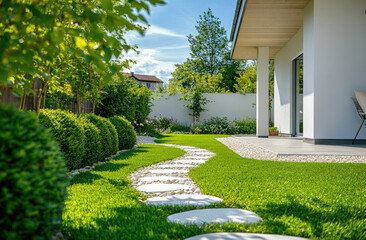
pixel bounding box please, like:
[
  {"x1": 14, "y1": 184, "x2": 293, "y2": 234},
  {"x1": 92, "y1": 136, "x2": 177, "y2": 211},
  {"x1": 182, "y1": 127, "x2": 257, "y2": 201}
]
[{"x1": 291, "y1": 54, "x2": 303, "y2": 137}]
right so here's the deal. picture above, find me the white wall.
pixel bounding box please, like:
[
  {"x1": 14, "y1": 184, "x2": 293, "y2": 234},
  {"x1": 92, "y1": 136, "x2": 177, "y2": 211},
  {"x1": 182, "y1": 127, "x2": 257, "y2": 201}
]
[
  {"x1": 150, "y1": 93, "x2": 272, "y2": 126},
  {"x1": 306, "y1": 0, "x2": 366, "y2": 140},
  {"x1": 303, "y1": 0, "x2": 315, "y2": 139},
  {"x1": 274, "y1": 28, "x2": 303, "y2": 135}
]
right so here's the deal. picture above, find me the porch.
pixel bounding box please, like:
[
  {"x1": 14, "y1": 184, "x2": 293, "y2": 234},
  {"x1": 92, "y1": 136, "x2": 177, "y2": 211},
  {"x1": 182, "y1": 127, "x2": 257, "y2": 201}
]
[{"x1": 216, "y1": 136, "x2": 366, "y2": 163}]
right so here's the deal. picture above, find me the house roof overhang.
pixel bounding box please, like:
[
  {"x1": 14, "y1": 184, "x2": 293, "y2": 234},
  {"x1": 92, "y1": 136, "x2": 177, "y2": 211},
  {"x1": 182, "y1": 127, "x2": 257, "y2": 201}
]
[{"x1": 230, "y1": 0, "x2": 310, "y2": 60}]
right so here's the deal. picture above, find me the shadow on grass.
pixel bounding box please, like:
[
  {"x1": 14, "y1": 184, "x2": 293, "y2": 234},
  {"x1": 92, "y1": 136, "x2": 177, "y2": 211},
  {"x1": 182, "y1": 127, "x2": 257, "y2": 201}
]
[
  {"x1": 259, "y1": 196, "x2": 365, "y2": 239},
  {"x1": 93, "y1": 162, "x2": 130, "y2": 172},
  {"x1": 63, "y1": 203, "x2": 206, "y2": 240},
  {"x1": 70, "y1": 171, "x2": 103, "y2": 185},
  {"x1": 154, "y1": 135, "x2": 173, "y2": 144}
]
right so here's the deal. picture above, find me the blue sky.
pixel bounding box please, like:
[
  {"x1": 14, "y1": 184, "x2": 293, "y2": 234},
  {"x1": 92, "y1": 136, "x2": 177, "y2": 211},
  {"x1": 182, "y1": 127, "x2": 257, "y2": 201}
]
[{"x1": 123, "y1": 0, "x2": 238, "y2": 82}]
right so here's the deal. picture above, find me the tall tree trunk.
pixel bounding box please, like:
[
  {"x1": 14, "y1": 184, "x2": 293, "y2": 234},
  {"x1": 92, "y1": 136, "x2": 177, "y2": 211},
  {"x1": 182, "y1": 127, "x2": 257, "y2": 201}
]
[
  {"x1": 42, "y1": 84, "x2": 47, "y2": 109},
  {"x1": 32, "y1": 81, "x2": 36, "y2": 111},
  {"x1": 92, "y1": 100, "x2": 96, "y2": 114},
  {"x1": 19, "y1": 89, "x2": 26, "y2": 111},
  {"x1": 76, "y1": 90, "x2": 81, "y2": 115}
]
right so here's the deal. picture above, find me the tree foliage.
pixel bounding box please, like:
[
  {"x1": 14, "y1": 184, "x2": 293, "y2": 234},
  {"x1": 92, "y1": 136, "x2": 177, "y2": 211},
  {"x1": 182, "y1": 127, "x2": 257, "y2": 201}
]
[
  {"x1": 0, "y1": 0, "x2": 165, "y2": 83},
  {"x1": 169, "y1": 9, "x2": 246, "y2": 93},
  {"x1": 97, "y1": 75, "x2": 152, "y2": 124},
  {"x1": 187, "y1": 9, "x2": 229, "y2": 75},
  {"x1": 1, "y1": 0, "x2": 165, "y2": 118}
]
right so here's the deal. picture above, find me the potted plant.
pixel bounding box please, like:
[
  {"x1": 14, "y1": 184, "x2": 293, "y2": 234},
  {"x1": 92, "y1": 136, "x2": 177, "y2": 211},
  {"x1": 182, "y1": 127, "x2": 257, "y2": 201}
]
[{"x1": 269, "y1": 127, "x2": 279, "y2": 136}]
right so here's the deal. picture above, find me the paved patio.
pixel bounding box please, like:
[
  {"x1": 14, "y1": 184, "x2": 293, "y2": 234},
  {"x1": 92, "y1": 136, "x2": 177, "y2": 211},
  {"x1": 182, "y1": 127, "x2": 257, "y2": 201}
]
[
  {"x1": 234, "y1": 136, "x2": 366, "y2": 156},
  {"x1": 216, "y1": 136, "x2": 366, "y2": 163}
]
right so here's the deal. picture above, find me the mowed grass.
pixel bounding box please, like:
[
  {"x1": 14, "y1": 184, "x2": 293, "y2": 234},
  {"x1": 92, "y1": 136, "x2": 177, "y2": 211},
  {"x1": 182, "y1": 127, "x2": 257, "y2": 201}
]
[
  {"x1": 62, "y1": 144, "x2": 214, "y2": 239},
  {"x1": 63, "y1": 135, "x2": 366, "y2": 240},
  {"x1": 155, "y1": 135, "x2": 366, "y2": 240}
]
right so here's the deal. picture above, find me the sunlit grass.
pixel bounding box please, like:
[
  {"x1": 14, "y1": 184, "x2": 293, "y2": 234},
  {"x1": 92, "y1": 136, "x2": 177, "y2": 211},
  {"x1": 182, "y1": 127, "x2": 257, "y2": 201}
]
[{"x1": 63, "y1": 135, "x2": 366, "y2": 240}]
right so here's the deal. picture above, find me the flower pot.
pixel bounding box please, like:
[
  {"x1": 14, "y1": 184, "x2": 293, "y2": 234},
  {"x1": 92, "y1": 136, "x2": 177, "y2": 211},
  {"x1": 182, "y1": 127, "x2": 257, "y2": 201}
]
[{"x1": 269, "y1": 131, "x2": 278, "y2": 136}]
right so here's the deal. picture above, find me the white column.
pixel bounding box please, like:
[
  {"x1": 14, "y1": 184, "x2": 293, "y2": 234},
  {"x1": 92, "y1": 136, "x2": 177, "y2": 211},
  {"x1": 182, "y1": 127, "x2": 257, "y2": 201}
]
[{"x1": 256, "y1": 47, "x2": 269, "y2": 137}]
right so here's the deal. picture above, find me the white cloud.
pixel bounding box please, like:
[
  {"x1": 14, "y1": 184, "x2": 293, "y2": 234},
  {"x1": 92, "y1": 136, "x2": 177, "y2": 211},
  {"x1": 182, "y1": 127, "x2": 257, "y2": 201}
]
[
  {"x1": 155, "y1": 45, "x2": 189, "y2": 50},
  {"x1": 124, "y1": 48, "x2": 177, "y2": 83},
  {"x1": 146, "y1": 25, "x2": 186, "y2": 39}
]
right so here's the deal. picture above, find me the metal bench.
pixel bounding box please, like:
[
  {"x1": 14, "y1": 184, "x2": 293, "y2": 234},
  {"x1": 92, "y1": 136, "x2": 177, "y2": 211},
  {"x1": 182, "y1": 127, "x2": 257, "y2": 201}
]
[{"x1": 351, "y1": 97, "x2": 366, "y2": 144}]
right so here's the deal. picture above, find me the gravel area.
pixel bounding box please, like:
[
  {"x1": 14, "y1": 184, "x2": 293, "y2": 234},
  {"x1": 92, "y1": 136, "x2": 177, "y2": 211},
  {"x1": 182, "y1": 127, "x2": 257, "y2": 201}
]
[
  {"x1": 129, "y1": 144, "x2": 216, "y2": 198},
  {"x1": 216, "y1": 137, "x2": 366, "y2": 163}
]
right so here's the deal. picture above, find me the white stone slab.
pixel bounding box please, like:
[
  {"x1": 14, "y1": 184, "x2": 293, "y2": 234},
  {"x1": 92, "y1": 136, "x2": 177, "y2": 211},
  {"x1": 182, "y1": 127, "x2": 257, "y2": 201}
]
[
  {"x1": 192, "y1": 152, "x2": 215, "y2": 155},
  {"x1": 136, "y1": 184, "x2": 192, "y2": 193},
  {"x1": 159, "y1": 164, "x2": 194, "y2": 168},
  {"x1": 167, "y1": 208, "x2": 262, "y2": 226},
  {"x1": 138, "y1": 176, "x2": 189, "y2": 182},
  {"x1": 149, "y1": 169, "x2": 189, "y2": 174},
  {"x1": 185, "y1": 156, "x2": 212, "y2": 159},
  {"x1": 186, "y1": 149, "x2": 210, "y2": 152},
  {"x1": 146, "y1": 194, "x2": 223, "y2": 206},
  {"x1": 185, "y1": 233, "x2": 309, "y2": 240},
  {"x1": 174, "y1": 160, "x2": 206, "y2": 164}
]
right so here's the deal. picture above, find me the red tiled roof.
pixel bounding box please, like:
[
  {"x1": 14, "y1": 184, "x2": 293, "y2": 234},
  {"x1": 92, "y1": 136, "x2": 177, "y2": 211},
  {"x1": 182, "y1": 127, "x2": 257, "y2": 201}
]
[{"x1": 124, "y1": 73, "x2": 163, "y2": 83}]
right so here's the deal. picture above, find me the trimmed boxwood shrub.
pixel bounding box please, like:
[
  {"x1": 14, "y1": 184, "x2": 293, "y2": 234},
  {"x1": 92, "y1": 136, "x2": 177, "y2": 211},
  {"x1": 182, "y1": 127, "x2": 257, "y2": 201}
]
[
  {"x1": 102, "y1": 118, "x2": 119, "y2": 155},
  {"x1": 0, "y1": 105, "x2": 68, "y2": 239},
  {"x1": 77, "y1": 116, "x2": 102, "y2": 166},
  {"x1": 86, "y1": 114, "x2": 113, "y2": 159},
  {"x1": 39, "y1": 109, "x2": 85, "y2": 170},
  {"x1": 109, "y1": 116, "x2": 136, "y2": 150}
]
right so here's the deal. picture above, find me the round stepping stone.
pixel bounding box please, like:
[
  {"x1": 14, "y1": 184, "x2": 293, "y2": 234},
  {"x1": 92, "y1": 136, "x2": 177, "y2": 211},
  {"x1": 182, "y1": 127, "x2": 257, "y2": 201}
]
[
  {"x1": 149, "y1": 169, "x2": 188, "y2": 174},
  {"x1": 138, "y1": 176, "x2": 189, "y2": 182},
  {"x1": 185, "y1": 233, "x2": 309, "y2": 240},
  {"x1": 167, "y1": 208, "x2": 262, "y2": 226},
  {"x1": 159, "y1": 164, "x2": 194, "y2": 168},
  {"x1": 146, "y1": 194, "x2": 223, "y2": 206},
  {"x1": 136, "y1": 184, "x2": 192, "y2": 193},
  {"x1": 175, "y1": 160, "x2": 206, "y2": 164}
]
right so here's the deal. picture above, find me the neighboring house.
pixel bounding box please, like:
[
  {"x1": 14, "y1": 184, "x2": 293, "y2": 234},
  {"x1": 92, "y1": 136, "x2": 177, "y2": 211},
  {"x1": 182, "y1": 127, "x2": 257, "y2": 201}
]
[
  {"x1": 231, "y1": 0, "x2": 366, "y2": 144},
  {"x1": 124, "y1": 72, "x2": 163, "y2": 91}
]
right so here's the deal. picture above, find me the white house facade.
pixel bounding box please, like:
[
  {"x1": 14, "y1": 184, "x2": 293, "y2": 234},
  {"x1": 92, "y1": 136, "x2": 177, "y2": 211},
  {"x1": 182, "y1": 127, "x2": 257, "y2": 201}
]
[{"x1": 231, "y1": 0, "x2": 366, "y2": 144}]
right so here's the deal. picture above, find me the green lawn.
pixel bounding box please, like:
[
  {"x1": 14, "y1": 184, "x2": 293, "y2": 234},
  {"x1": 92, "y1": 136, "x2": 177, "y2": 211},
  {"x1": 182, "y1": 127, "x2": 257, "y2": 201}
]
[{"x1": 62, "y1": 135, "x2": 366, "y2": 240}]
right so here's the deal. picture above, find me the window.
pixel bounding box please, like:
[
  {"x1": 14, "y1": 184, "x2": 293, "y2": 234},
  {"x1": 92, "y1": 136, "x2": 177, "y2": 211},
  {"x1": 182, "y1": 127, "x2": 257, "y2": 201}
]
[{"x1": 146, "y1": 82, "x2": 151, "y2": 89}]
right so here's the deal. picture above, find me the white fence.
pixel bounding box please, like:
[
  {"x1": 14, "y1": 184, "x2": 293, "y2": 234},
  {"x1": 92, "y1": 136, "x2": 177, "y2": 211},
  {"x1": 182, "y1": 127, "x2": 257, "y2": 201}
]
[{"x1": 150, "y1": 93, "x2": 274, "y2": 126}]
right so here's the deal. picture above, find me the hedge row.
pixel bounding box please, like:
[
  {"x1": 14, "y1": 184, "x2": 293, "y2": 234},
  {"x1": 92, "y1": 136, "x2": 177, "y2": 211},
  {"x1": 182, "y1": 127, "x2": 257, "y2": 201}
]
[
  {"x1": 39, "y1": 109, "x2": 136, "y2": 171},
  {"x1": 0, "y1": 105, "x2": 68, "y2": 239}
]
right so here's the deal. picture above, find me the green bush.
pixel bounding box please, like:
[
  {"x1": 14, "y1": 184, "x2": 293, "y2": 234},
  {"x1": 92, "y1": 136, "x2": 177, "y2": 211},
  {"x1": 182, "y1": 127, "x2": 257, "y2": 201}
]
[
  {"x1": 234, "y1": 118, "x2": 256, "y2": 134},
  {"x1": 147, "y1": 116, "x2": 191, "y2": 134},
  {"x1": 194, "y1": 117, "x2": 239, "y2": 134},
  {"x1": 0, "y1": 105, "x2": 68, "y2": 239},
  {"x1": 102, "y1": 118, "x2": 119, "y2": 155},
  {"x1": 97, "y1": 76, "x2": 152, "y2": 124},
  {"x1": 109, "y1": 116, "x2": 136, "y2": 150},
  {"x1": 134, "y1": 124, "x2": 161, "y2": 137},
  {"x1": 39, "y1": 109, "x2": 85, "y2": 170},
  {"x1": 78, "y1": 116, "x2": 102, "y2": 166},
  {"x1": 85, "y1": 114, "x2": 112, "y2": 159}
]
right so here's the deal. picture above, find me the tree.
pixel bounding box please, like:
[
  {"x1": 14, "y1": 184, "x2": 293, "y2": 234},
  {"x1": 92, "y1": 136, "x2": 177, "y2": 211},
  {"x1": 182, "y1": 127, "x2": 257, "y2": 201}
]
[
  {"x1": 0, "y1": 0, "x2": 165, "y2": 84},
  {"x1": 234, "y1": 60, "x2": 275, "y2": 100},
  {"x1": 169, "y1": 9, "x2": 246, "y2": 93},
  {"x1": 187, "y1": 8, "x2": 229, "y2": 75},
  {"x1": 219, "y1": 49, "x2": 247, "y2": 92},
  {"x1": 234, "y1": 62, "x2": 257, "y2": 94}
]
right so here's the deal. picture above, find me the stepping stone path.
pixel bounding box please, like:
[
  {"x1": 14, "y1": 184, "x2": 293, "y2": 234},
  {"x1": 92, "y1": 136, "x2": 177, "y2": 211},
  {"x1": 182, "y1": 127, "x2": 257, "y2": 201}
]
[
  {"x1": 129, "y1": 142, "x2": 309, "y2": 240},
  {"x1": 167, "y1": 208, "x2": 262, "y2": 226},
  {"x1": 185, "y1": 233, "x2": 309, "y2": 240},
  {"x1": 136, "y1": 183, "x2": 192, "y2": 193},
  {"x1": 146, "y1": 194, "x2": 223, "y2": 207}
]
